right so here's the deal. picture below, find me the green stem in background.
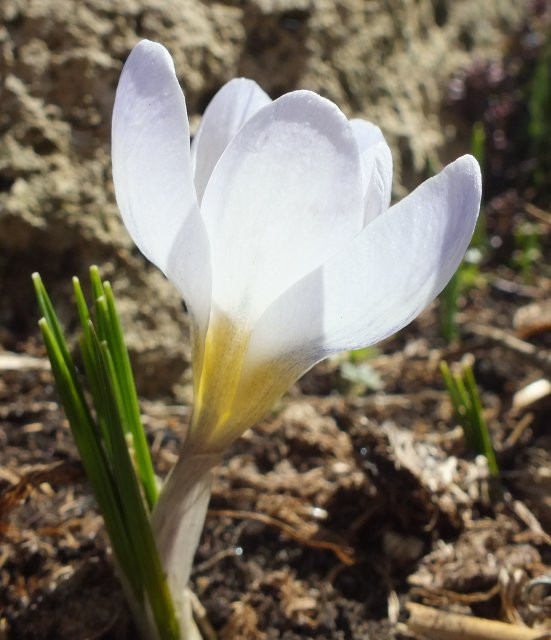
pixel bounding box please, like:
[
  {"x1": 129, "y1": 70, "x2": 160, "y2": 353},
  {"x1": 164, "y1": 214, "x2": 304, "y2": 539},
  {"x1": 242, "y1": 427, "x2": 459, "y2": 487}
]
[
  {"x1": 513, "y1": 221, "x2": 541, "y2": 285},
  {"x1": 33, "y1": 270, "x2": 180, "y2": 640},
  {"x1": 529, "y1": 30, "x2": 551, "y2": 187},
  {"x1": 440, "y1": 360, "x2": 499, "y2": 477},
  {"x1": 439, "y1": 121, "x2": 487, "y2": 344},
  {"x1": 469, "y1": 121, "x2": 487, "y2": 252},
  {"x1": 439, "y1": 271, "x2": 460, "y2": 343}
]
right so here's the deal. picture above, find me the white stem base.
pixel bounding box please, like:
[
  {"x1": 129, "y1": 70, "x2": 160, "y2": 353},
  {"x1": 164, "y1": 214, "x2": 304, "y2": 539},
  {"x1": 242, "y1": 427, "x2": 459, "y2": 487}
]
[{"x1": 151, "y1": 451, "x2": 220, "y2": 636}]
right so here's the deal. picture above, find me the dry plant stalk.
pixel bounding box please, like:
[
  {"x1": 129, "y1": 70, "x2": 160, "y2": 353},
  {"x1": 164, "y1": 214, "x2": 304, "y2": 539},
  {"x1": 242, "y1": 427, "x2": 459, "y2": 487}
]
[{"x1": 406, "y1": 602, "x2": 550, "y2": 640}]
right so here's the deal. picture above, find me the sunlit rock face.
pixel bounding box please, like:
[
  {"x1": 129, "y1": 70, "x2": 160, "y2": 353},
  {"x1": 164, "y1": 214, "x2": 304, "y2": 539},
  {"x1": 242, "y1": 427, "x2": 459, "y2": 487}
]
[{"x1": 0, "y1": 0, "x2": 522, "y2": 394}]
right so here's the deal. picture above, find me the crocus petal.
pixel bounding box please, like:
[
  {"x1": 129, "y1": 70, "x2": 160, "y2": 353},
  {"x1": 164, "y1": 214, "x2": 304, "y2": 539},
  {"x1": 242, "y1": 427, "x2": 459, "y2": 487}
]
[
  {"x1": 191, "y1": 78, "x2": 271, "y2": 204},
  {"x1": 349, "y1": 119, "x2": 392, "y2": 225},
  {"x1": 247, "y1": 155, "x2": 481, "y2": 375},
  {"x1": 112, "y1": 40, "x2": 196, "y2": 271},
  {"x1": 201, "y1": 89, "x2": 365, "y2": 326},
  {"x1": 362, "y1": 141, "x2": 393, "y2": 225},
  {"x1": 112, "y1": 40, "x2": 211, "y2": 339},
  {"x1": 350, "y1": 118, "x2": 385, "y2": 151},
  {"x1": 322, "y1": 154, "x2": 481, "y2": 349}
]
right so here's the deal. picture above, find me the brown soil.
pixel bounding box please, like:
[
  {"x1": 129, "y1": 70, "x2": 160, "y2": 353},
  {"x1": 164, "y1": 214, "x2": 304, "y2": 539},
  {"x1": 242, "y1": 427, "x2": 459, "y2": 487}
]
[{"x1": 1, "y1": 274, "x2": 550, "y2": 638}]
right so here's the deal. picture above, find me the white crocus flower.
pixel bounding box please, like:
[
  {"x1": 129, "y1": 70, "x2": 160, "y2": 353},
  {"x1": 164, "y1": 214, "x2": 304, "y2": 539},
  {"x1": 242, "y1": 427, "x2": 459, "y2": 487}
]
[{"x1": 112, "y1": 39, "x2": 481, "y2": 624}]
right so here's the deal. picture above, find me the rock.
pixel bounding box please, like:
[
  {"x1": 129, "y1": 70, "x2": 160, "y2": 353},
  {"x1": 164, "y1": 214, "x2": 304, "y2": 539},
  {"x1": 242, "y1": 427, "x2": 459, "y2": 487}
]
[{"x1": 0, "y1": 0, "x2": 523, "y2": 395}]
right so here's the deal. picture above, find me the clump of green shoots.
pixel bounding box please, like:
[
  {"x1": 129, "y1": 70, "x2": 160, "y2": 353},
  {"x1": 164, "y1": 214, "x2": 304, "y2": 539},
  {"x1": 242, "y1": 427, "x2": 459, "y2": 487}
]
[
  {"x1": 440, "y1": 359, "x2": 499, "y2": 477},
  {"x1": 33, "y1": 267, "x2": 180, "y2": 640}
]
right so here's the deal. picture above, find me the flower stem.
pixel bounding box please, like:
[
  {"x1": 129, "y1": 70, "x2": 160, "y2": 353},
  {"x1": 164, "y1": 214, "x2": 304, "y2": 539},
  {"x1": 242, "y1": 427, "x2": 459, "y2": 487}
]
[{"x1": 152, "y1": 449, "x2": 220, "y2": 630}]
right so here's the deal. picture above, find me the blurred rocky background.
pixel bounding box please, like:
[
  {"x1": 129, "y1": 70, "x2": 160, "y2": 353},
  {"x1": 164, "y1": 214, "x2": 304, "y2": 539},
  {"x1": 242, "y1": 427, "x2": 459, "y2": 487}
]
[{"x1": 0, "y1": 0, "x2": 524, "y2": 395}]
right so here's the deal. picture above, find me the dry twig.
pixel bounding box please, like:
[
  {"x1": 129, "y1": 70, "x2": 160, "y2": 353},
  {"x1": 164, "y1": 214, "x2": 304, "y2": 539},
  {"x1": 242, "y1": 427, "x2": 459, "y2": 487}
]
[
  {"x1": 0, "y1": 461, "x2": 84, "y2": 521},
  {"x1": 524, "y1": 203, "x2": 551, "y2": 227},
  {"x1": 208, "y1": 508, "x2": 355, "y2": 565},
  {"x1": 466, "y1": 323, "x2": 551, "y2": 377}
]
